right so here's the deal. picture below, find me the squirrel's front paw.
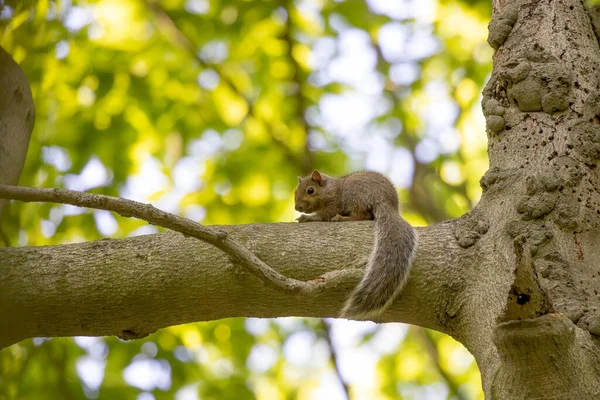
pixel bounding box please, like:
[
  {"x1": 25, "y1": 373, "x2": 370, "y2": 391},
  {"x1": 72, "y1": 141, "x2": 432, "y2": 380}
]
[{"x1": 296, "y1": 214, "x2": 309, "y2": 223}]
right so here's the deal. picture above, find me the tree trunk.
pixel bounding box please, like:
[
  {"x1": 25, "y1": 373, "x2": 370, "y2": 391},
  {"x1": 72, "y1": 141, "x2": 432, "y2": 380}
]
[
  {"x1": 479, "y1": 0, "x2": 600, "y2": 397},
  {"x1": 0, "y1": 46, "x2": 34, "y2": 220},
  {"x1": 2, "y1": 0, "x2": 600, "y2": 398}
]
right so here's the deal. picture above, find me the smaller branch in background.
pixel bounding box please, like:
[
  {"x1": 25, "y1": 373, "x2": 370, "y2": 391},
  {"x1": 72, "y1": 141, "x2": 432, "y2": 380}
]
[
  {"x1": 409, "y1": 163, "x2": 453, "y2": 224},
  {"x1": 147, "y1": 0, "x2": 310, "y2": 172},
  {"x1": 0, "y1": 227, "x2": 10, "y2": 247},
  {"x1": 370, "y1": 38, "x2": 472, "y2": 223},
  {"x1": 414, "y1": 326, "x2": 467, "y2": 400},
  {"x1": 267, "y1": 130, "x2": 312, "y2": 172},
  {"x1": 320, "y1": 319, "x2": 351, "y2": 400},
  {"x1": 146, "y1": 0, "x2": 251, "y2": 103},
  {"x1": 0, "y1": 184, "x2": 336, "y2": 296},
  {"x1": 49, "y1": 344, "x2": 79, "y2": 400},
  {"x1": 283, "y1": 0, "x2": 314, "y2": 173}
]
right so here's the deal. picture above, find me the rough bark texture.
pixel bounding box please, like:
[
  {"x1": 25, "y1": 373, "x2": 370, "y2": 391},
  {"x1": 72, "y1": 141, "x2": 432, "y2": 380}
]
[
  {"x1": 0, "y1": 222, "x2": 464, "y2": 346},
  {"x1": 3, "y1": 0, "x2": 600, "y2": 398},
  {"x1": 480, "y1": 0, "x2": 600, "y2": 397},
  {"x1": 0, "y1": 46, "x2": 34, "y2": 220}
]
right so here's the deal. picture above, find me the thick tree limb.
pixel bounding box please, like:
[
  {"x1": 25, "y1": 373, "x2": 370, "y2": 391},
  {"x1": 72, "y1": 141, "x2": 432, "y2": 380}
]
[{"x1": 0, "y1": 216, "x2": 466, "y2": 352}]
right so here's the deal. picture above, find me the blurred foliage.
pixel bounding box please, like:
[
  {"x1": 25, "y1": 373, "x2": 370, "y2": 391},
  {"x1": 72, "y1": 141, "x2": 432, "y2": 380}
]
[{"x1": 0, "y1": 0, "x2": 491, "y2": 398}]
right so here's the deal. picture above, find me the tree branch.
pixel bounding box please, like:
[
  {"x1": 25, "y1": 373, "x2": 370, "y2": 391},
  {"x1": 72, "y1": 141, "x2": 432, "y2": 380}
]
[{"x1": 0, "y1": 184, "x2": 323, "y2": 296}]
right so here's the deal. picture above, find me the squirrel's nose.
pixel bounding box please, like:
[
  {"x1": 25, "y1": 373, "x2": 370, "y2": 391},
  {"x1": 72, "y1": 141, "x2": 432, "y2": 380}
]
[{"x1": 295, "y1": 204, "x2": 303, "y2": 212}]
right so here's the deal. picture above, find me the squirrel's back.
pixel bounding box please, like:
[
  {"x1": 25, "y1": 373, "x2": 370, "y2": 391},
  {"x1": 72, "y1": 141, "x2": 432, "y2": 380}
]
[{"x1": 339, "y1": 171, "x2": 399, "y2": 217}]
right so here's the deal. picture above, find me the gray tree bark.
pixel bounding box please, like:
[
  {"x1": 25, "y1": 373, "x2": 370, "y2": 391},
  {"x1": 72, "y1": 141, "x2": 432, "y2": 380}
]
[
  {"x1": 2, "y1": 0, "x2": 600, "y2": 398},
  {"x1": 481, "y1": 0, "x2": 600, "y2": 397},
  {"x1": 0, "y1": 46, "x2": 34, "y2": 220}
]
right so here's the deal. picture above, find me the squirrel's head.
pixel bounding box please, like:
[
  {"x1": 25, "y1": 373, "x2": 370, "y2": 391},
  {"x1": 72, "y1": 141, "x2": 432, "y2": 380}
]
[{"x1": 294, "y1": 170, "x2": 327, "y2": 213}]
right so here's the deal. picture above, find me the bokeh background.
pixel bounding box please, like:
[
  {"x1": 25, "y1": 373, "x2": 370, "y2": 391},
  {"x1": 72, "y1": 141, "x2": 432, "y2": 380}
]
[{"x1": 0, "y1": 0, "x2": 491, "y2": 398}]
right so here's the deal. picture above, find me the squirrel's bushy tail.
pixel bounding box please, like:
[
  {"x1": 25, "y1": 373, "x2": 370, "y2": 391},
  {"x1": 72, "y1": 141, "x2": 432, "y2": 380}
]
[{"x1": 340, "y1": 203, "x2": 417, "y2": 319}]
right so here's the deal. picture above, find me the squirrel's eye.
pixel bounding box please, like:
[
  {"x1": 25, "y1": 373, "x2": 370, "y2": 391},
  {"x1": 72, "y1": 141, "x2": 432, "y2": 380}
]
[{"x1": 307, "y1": 187, "x2": 314, "y2": 194}]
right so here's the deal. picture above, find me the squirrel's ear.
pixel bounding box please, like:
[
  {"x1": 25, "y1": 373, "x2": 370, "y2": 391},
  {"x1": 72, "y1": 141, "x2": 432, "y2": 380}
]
[
  {"x1": 297, "y1": 176, "x2": 302, "y2": 184},
  {"x1": 311, "y1": 170, "x2": 324, "y2": 185}
]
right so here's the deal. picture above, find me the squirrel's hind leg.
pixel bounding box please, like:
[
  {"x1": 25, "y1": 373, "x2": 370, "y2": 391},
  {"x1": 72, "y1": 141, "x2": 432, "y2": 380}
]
[{"x1": 332, "y1": 212, "x2": 372, "y2": 222}]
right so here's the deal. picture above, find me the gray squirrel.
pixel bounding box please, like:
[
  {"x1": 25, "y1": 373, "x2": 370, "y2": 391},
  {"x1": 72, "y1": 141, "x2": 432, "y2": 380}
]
[{"x1": 294, "y1": 170, "x2": 417, "y2": 319}]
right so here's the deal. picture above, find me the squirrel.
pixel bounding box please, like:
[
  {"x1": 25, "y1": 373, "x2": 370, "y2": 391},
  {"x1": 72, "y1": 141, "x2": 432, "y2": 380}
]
[{"x1": 294, "y1": 170, "x2": 417, "y2": 319}]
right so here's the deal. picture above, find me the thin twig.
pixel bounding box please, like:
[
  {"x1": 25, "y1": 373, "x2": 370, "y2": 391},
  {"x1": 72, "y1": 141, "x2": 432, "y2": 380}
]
[
  {"x1": 414, "y1": 327, "x2": 468, "y2": 400},
  {"x1": 321, "y1": 319, "x2": 351, "y2": 399},
  {"x1": 0, "y1": 184, "x2": 330, "y2": 296}
]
